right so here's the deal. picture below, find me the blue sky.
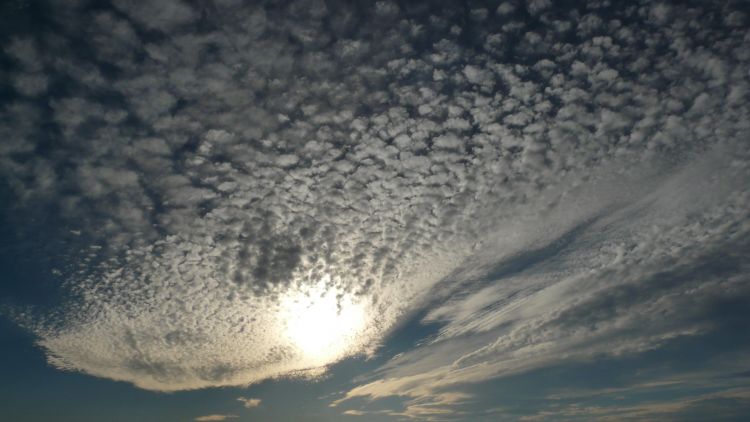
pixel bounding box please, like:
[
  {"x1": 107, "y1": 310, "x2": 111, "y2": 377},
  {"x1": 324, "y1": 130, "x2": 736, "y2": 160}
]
[{"x1": 1, "y1": 0, "x2": 749, "y2": 421}]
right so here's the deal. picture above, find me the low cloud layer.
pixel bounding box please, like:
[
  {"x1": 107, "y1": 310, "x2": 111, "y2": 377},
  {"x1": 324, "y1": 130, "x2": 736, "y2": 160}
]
[{"x1": 1, "y1": 0, "x2": 748, "y2": 405}]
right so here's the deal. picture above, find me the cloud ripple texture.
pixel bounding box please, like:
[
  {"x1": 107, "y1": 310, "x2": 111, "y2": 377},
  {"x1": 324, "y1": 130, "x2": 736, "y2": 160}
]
[{"x1": 0, "y1": 0, "x2": 748, "y2": 392}]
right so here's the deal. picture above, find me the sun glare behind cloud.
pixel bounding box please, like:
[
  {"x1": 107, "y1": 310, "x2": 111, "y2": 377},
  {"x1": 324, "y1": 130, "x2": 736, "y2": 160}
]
[{"x1": 281, "y1": 277, "x2": 367, "y2": 364}]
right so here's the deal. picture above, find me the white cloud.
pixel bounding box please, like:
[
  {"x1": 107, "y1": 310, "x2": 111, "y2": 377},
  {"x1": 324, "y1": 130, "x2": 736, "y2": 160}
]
[
  {"x1": 496, "y1": 2, "x2": 516, "y2": 16},
  {"x1": 237, "y1": 397, "x2": 261, "y2": 408},
  {"x1": 342, "y1": 409, "x2": 365, "y2": 416},
  {"x1": 194, "y1": 415, "x2": 238, "y2": 422},
  {"x1": 527, "y1": 0, "x2": 552, "y2": 16}
]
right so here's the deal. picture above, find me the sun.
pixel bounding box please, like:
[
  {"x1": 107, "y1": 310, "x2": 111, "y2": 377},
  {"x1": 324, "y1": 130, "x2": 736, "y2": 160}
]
[{"x1": 280, "y1": 278, "x2": 366, "y2": 364}]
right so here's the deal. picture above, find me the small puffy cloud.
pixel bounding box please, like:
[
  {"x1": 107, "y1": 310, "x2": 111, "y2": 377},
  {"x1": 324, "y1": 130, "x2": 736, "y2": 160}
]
[
  {"x1": 237, "y1": 397, "x2": 261, "y2": 408},
  {"x1": 648, "y1": 2, "x2": 673, "y2": 25},
  {"x1": 4, "y1": 37, "x2": 43, "y2": 70},
  {"x1": 11, "y1": 73, "x2": 48, "y2": 97},
  {"x1": 496, "y1": 2, "x2": 516, "y2": 16},
  {"x1": 275, "y1": 153, "x2": 300, "y2": 168},
  {"x1": 526, "y1": 0, "x2": 552, "y2": 16}
]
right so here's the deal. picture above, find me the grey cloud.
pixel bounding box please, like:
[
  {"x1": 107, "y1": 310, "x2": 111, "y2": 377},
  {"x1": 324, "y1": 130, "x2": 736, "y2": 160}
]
[
  {"x1": 4, "y1": 37, "x2": 44, "y2": 70},
  {"x1": 11, "y1": 72, "x2": 48, "y2": 97}
]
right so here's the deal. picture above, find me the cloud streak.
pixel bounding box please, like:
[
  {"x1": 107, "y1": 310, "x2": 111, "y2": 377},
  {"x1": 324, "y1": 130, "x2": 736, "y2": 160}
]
[{"x1": 194, "y1": 415, "x2": 237, "y2": 422}]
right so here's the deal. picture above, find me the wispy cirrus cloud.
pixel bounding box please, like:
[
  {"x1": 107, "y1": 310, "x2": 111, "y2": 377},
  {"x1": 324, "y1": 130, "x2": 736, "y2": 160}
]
[
  {"x1": 194, "y1": 414, "x2": 238, "y2": 422},
  {"x1": 520, "y1": 388, "x2": 750, "y2": 422},
  {"x1": 333, "y1": 142, "x2": 750, "y2": 418}
]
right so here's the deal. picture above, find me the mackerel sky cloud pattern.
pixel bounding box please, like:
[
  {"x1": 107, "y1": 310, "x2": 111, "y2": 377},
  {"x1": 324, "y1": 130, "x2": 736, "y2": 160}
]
[{"x1": 1, "y1": 0, "x2": 749, "y2": 419}]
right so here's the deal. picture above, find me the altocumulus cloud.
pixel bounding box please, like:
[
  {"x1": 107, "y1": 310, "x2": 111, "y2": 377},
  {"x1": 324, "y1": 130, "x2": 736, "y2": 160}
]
[{"x1": 0, "y1": 1, "x2": 748, "y2": 411}]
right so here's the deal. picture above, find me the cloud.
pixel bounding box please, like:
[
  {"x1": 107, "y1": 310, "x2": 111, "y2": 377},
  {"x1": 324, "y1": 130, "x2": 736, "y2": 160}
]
[
  {"x1": 334, "y1": 141, "x2": 750, "y2": 417},
  {"x1": 0, "y1": 0, "x2": 748, "y2": 402},
  {"x1": 343, "y1": 409, "x2": 365, "y2": 416},
  {"x1": 194, "y1": 415, "x2": 238, "y2": 422},
  {"x1": 521, "y1": 388, "x2": 750, "y2": 422},
  {"x1": 237, "y1": 397, "x2": 261, "y2": 408}
]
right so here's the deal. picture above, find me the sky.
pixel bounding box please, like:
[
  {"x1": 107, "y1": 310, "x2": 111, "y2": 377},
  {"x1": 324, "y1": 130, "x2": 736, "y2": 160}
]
[{"x1": 0, "y1": 0, "x2": 749, "y2": 421}]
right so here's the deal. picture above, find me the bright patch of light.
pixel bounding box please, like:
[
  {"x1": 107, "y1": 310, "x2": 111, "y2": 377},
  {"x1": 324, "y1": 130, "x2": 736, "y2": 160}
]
[{"x1": 281, "y1": 276, "x2": 366, "y2": 364}]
